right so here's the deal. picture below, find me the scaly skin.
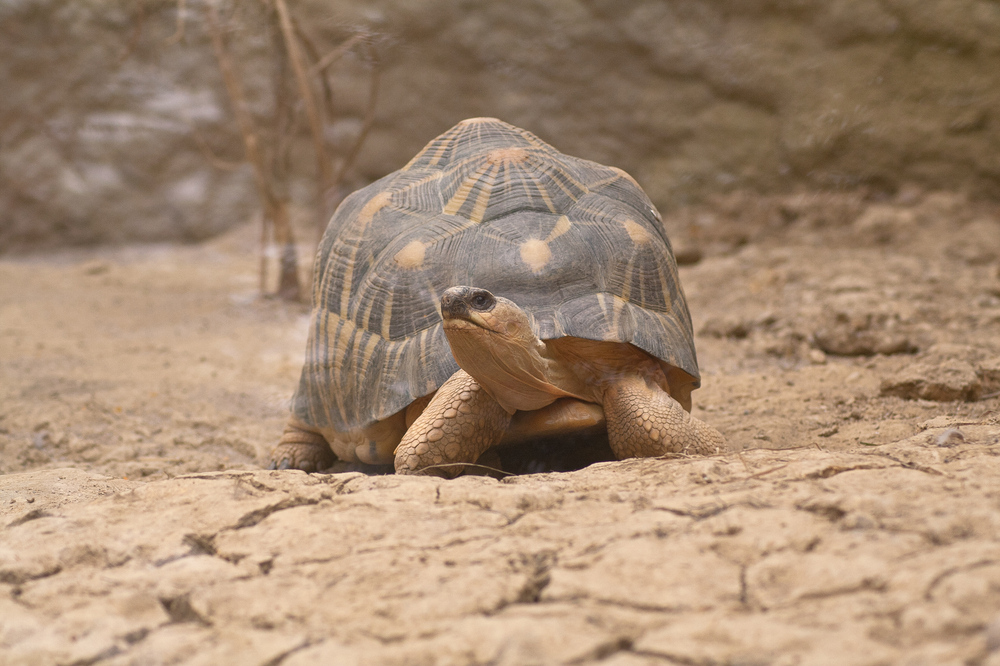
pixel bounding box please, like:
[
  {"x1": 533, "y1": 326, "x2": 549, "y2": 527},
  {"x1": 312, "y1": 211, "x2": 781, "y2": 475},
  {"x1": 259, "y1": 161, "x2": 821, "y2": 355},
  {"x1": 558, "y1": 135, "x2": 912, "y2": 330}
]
[
  {"x1": 603, "y1": 374, "x2": 726, "y2": 458},
  {"x1": 394, "y1": 369, "x2": 513, "y2": 477},
  {"x1": 273, "y1": 286, "x2": 725, "y2": 476},
  {"x1": 268, "y1": 418, "x2": 336, "y2": 472}
]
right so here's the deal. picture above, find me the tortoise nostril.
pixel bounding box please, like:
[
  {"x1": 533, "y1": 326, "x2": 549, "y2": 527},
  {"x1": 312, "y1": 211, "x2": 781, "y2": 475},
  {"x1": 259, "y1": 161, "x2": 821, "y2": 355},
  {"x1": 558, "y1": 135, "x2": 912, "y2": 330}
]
[{"x1": 440, "y1": 291, "x2": 469, "y2": 318}]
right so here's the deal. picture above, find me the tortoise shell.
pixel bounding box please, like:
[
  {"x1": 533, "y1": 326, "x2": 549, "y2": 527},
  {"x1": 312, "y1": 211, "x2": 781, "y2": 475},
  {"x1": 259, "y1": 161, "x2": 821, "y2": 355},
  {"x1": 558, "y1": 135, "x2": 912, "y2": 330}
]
[{"x1": 293, "y1": 117, "x2": 698, "y2": 433}]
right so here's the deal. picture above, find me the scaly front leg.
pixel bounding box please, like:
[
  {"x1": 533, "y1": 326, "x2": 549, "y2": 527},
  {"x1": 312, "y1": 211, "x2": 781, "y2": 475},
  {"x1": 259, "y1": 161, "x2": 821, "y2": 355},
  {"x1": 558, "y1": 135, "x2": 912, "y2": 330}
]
[
  {"x1": 603, "y1": 375, "x2": 726, "y2": 459},
  {"x1": 395, "y1": 369, "x2": 513, "y2": 477}
]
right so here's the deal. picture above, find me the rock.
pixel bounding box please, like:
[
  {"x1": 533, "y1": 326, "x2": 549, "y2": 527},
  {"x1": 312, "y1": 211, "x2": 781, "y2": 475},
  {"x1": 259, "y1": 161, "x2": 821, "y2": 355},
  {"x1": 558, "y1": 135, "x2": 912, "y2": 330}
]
[
  {"x1": 880, "y1": 359, "x2": 981, "y2": 402},
  {"x1": 978, "y1": 358, "x2": 1000, "y2": 395},
  {"x1": 80, "y1": 260, "x2": 111, "y2": 276},
  {"x1": 814, "y1": 311, "x2": 916, "y2": 357},
  {"x1": 4, "y1": 1, "x2": 1000, "y2": 249},
  {"x1": 932, "y1": 428, "x2": 965, "y2": 447},
  {"x1": 809, "y1": 349, "x2": 828, "y2": 365},
  {"x1": 700, "y1": 316, "x2": 751, "y2": 340},
  {"x1": 946, "y1": 219, "x2": 1000, "y2": 266},
  {"x1": 853, "y1": 205, "x2": 917, "y2": 245}
]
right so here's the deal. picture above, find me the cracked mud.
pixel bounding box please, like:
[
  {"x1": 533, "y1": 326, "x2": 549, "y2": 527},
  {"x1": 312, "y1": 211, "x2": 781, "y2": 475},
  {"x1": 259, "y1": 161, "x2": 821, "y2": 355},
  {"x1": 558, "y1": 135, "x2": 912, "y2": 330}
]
[{"x1": 2, "y1": 191, "x2": 1000, "y2": 665}]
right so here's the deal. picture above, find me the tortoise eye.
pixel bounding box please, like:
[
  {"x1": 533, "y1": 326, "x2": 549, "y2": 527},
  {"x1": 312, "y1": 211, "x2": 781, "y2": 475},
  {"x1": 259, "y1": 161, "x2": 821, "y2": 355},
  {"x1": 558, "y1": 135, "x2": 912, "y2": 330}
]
[{"x1": 469, "y1": 291, "x2": 494, "y2": 311}]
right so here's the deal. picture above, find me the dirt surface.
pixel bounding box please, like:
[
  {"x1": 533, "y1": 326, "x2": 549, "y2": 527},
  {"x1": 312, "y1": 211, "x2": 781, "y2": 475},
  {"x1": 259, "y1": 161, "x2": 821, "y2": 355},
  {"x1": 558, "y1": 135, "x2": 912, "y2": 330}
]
[{"x1": 2, "y1": 190, "x2": 1000, "y2": 664}]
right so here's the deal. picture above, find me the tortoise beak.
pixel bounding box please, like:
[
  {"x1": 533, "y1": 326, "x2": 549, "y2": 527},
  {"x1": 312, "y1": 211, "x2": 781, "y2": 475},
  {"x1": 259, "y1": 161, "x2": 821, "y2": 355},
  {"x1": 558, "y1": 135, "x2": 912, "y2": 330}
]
[
  {"x1": 441, "y1": 287, "x2": 472, "y2": 321},
  {"x1": 441, "y1": 286, "x2": 496, "y2": 327}
]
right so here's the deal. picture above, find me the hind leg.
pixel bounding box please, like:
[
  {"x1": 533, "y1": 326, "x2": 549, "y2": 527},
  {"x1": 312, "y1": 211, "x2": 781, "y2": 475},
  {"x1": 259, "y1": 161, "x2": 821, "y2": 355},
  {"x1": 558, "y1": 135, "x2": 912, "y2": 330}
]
[
  {"x1": 268, "y1": 416, "x2": 336, "y2": 472},
  {"x1": 603, "y1": 375, "x2": 726, "y2": 459},
  {"x1": 395, "y1": 370, "x2": 513, "y2": 477}
]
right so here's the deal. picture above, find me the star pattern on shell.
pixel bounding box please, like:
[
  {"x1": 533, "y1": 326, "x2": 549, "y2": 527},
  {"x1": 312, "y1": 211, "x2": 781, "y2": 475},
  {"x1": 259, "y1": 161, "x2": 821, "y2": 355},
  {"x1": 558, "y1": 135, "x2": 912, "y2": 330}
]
[{"x1": 294, "y1": 118, "x2": 697, "y2": 432}]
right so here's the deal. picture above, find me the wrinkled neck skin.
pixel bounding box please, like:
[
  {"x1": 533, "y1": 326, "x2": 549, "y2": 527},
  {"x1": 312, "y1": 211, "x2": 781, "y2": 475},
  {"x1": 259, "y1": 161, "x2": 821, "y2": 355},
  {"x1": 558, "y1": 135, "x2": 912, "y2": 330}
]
[{"x1": 443, "y1": 304, "x2": 594, "y2": 414}]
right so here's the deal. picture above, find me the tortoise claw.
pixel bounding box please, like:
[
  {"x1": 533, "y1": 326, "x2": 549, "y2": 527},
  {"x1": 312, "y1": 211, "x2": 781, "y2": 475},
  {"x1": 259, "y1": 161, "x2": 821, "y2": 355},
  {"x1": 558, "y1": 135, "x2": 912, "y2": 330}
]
[
  {"x1": 267, "y1": 434, "x2": 335, "y2": 473},
  {"x1": 265, "y1": 455, "x2": 308, "y2": 472}
]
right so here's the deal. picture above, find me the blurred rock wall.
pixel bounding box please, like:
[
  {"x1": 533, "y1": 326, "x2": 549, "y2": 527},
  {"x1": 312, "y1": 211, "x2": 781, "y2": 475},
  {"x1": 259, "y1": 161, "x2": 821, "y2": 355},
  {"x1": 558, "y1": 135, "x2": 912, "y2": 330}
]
[
  {"x1": 0, "y1": 2, "x2": 255, "y2": 250},
  {"x1": 2, "y1": 0, "x2": 999, "y2": 251}
]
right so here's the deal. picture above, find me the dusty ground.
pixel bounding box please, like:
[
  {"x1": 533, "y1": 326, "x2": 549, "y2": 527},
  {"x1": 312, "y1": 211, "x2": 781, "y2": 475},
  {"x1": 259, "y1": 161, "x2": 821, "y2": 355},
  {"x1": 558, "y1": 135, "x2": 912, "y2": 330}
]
[{"x1": 2, "y1": 189, "x2": 1000, "y2": 665}]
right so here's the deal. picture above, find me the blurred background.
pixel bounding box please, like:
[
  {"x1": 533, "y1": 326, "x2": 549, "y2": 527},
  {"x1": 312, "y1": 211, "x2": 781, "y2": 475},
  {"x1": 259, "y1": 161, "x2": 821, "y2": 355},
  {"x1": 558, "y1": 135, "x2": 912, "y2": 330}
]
[{"x1": 3, "y1": 0, "x2": 998, "y2": 279}]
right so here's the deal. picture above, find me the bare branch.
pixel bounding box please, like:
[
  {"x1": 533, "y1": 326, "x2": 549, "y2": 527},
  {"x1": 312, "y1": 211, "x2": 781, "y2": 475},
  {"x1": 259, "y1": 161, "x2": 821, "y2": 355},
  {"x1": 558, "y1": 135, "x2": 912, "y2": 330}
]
[
  {"x1": 309, "y1": 32, "x2": 366, "y2": 77},
  {"x1": 207, "y1": 0, "x2": 301, "y2": 301},
  {"x1": 186, "y1": 118, "x2": 242, "y2": 171},
  {"x1": 332, "y1": 40, "x2": 381, "y2": 189},
  {"x1": 117, "y1": 2, "x2": 147, "y2": 64},
  {"x1": 273, "y1": 0, "x2": 334, "y2": 225},
  {"x1": 291, "y1": 18, "x2": 336, "y2": 112},
  {"x1": 206, "y1": 0, "x2": 275, "y2": 215},
  {"x1": 164, "y1": 0, "x2": 187, "y2": 45},
  {"x1": 259, "y1": 210, "x2": 269, "y2": 293}
]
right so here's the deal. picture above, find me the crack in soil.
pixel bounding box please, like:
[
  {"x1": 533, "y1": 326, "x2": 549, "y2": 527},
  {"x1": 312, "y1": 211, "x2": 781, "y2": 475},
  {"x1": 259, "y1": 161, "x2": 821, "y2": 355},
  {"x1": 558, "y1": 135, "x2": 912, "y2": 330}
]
[
  {"x1": 863, "y1": 453, "x2": 951, "y2": 477},
  {"x1": 578, "y1": 597, "x2": 700, "y2": 614},
  {"x1": 652, "y1": 503, "x2": 731, "y2": 520},
  {"x1": 514, "y1": 554, "x2": 554, "y2": 604},
  {"x1": 260, "y1": 638, "x2": 313, "y2": 666},
  {"x1": 566, "y1": 636, "x2": 636, "y2": 664},
  {"x1": 352, "y1": 532, "x2": 502, "y2": 557},
  {"x1": 796, "y1": 577, "x2": 888, "y2": 602},
  {"x1": 233, "y1": 495, "x2": 325, "y2": 529},
  {"x1": 804, "y1": 463, "x2": 888, "y2": 479},
  {"x1": 739, "y1": 565, "x2": 750, "y2": 607},
  {"x1": 0, "y1": 563, "x2": 62, "y2": 585},
  {"x1": 797, "y1": 499, "x2": 848, "y2": 522},
  {"x1": 159, "y1": 593, "x2": 212, "y2": 626},
  {"x1": 923, "y1": 558, "x2": 1000, "y2": 601},
  {"x1": 629, "y1": 646, "x2": 711, "y2": 664},
  {"x1": 67, "y1": 644, "x2": 123, "y2": 666},
  {"x1": 6, "y1": 508, "x2": 52, "y2": 528}
]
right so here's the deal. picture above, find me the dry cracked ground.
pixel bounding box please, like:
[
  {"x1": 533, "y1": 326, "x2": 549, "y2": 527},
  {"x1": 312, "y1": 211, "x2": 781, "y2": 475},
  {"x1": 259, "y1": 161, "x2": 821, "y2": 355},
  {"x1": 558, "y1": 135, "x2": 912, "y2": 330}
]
[{"x1": 2, "y1": 189, "x2": 1000, "y2": 665}]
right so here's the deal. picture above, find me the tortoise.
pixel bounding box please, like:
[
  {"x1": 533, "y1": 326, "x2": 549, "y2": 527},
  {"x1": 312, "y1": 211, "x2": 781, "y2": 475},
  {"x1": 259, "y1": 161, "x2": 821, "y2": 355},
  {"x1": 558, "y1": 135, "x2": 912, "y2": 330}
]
[{"x1": 268, "y1": 117, "x2": 725, "y2": 476}]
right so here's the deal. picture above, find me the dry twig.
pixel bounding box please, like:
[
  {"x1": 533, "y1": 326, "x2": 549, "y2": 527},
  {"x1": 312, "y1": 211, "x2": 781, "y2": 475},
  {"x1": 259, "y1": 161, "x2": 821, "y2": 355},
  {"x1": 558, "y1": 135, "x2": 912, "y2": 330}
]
[
  {"x1": 206, "y1": 0, "x2": 300, "y2": 300},
  {"x1": 332, "y1": 40, "x2": 380, "y2": 189},
  {"x1": 161, "y1": 0, "x2": 380, "y2": 299},
  {"x1": 164, "y1": 0, "x2": 187, "y2": 45},
  {"x1": 118, "y1": 2, "x2": 147, "y2": 64},
  {"x1": 274, "y1": 0, "x2": 333, "y2": 226},
  {"x1": 309, "y1": 32, "x2": 366, "y2": 76},
  {"x1": 185, "y1": 118, "x2": 242, "y2": 171}
]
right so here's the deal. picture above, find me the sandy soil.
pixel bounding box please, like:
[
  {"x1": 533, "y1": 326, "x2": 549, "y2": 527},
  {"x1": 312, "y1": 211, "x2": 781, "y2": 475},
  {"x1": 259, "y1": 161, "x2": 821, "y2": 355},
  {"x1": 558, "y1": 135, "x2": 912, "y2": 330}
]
[{"x1": 2, "y1": 189, "x2": 1000, "y2": 665}]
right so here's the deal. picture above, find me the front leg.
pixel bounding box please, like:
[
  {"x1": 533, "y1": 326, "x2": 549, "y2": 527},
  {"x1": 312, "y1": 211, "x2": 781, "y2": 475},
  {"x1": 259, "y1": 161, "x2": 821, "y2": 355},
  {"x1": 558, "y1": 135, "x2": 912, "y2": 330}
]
[
  {"x1": 603, "y1": 375, "x2": 726, "y2": 459},
  {"x1": 395, "y1": 369, "x2": 513, "y2": 477},
  {"x1": 268, "y1": 415, "x2": 336, "y2": 472}
]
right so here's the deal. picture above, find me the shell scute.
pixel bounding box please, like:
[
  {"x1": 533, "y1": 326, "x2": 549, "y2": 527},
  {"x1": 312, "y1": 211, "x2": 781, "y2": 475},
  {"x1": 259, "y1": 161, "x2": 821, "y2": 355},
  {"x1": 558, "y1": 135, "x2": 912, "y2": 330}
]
[{"x1": 294, "y1": 118, "x2": 697, "y2": 432}]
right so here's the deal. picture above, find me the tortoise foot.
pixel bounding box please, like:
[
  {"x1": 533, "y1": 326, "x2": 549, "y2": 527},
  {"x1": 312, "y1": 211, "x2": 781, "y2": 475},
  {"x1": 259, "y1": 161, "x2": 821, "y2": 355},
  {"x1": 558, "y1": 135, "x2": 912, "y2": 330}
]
[
  {"x1": 604, "y1": 375, "x2": 726, "y2": 459},
  {"x1": 267, "y1": 423, "x2": 336, "y2": 472},
  {"x1": 394, "y1": 370, "x2": 512, "y2": 477}
]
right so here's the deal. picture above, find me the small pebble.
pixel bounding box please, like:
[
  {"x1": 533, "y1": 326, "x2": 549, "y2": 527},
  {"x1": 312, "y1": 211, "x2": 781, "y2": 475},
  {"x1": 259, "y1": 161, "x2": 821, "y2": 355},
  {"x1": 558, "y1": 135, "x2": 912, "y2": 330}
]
[
  {"x1": 81, "y1": 260, "x2": 111, "y2": 276},
  {"x1": 809, "y1": 349, "x2": 827, "y2": 365},
  {"x1": 933, "y1": 428, "x2": 964, "y2": 447}
]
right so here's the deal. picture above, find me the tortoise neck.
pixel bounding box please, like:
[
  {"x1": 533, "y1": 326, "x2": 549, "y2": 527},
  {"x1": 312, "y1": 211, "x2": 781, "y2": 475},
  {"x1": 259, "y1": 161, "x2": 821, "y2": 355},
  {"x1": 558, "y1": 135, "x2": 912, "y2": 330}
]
[{"x1": 443, "y1": 322, "x2": 592, "y2": 413}]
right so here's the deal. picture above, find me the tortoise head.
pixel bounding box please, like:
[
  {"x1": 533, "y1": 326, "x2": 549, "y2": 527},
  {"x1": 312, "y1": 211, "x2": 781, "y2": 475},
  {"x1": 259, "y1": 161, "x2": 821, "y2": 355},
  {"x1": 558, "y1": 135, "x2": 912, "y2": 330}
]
[
  {"x1": 440, "y1": 286, "x2": 562, "y2": 412},
  {"x1": 440, "y1": 286, "x2": 535, "y2": 342}
]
